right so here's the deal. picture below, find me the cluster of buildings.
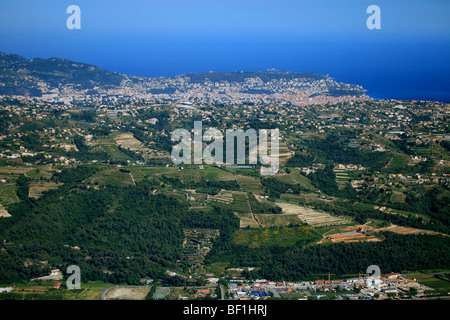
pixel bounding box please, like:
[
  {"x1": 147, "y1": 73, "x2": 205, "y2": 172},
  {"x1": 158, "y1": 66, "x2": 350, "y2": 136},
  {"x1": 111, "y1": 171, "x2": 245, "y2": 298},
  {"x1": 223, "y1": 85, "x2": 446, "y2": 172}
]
[
  {"x1": 223, "y1": 272, "x2": 432, "y2": 300},
  {"x1": 1, "y1": 70, "x2": 370, "y2": 107}
]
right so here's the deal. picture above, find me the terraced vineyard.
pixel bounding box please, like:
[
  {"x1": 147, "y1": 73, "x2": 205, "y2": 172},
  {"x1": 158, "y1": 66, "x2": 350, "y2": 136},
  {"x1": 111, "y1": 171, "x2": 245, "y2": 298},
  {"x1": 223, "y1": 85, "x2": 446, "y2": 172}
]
[
  {"x1": 277, "y1": 202, "x2": 347, "y2": 227},
  {"x1": 28, "y1": 181, "x2": 63, "y2": 199},
  {"x1": 181, "y1": 228, "x2": 220, "y2": 268},
  {"x1": 236, "y1": 175, "x2": 264, "y2": 194}
]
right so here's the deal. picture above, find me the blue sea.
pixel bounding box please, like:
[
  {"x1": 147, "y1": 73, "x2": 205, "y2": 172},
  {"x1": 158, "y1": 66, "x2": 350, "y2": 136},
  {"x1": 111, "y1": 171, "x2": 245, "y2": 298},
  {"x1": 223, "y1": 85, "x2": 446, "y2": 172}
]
[
  {"x1": 93, "y1": 34, "x2": 450, "y2": 103},
  {"x1": 4, "y1": 33, "x2": 450, "y2": 102},
  {"x1": 1, "y1": 0, "x2": 449, "y2": 102}
]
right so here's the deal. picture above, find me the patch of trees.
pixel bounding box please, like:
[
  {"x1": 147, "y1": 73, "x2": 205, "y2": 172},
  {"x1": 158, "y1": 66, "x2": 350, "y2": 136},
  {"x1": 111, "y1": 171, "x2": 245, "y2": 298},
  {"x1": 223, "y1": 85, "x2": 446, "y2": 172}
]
[
  {"x1": 208, "y1": 232, "x2": 450, "y2": 282},
  {"x1": 15, "y1": 174, "x2": 30, "y2": 201},
  {"x1": 20, "y1": 133, "x2": 41, "y2": 150},
  {"x1": 0, "y1": 182, "x2": 241, "y2": 285},
  {"x1": 73, "y1": 135, "x2": 88, "y2": 152},
  {"x1": 441, "y1": 140, "x2": 450, "y2": 152},
  {"x1": 305, "y1": 134, "x2": 391, "y2": 170},
  {"x1": 68, "y1": 135, "x2": 110, "y2": 162},
  {"x1": 154, "y1": 135, "x2": 172, "y2": 152},
  {"x1": 307, "y1": 165, "x2": 339, "y2": 196},
  {"x1": 394, "y1": 187, "x2": 450, "y2": 229},
  {"x1": 312, "y1": 199, "x2": 450, "y2": 235},
  {"x1": 137, "y1": 109, "x2": 170, "y2": 131},
  {"x1": 182, "y1": 206, "x2": 239, "y2": 234},
  {"x1": 90, "y1": 127, "x2": 110, "y2": 137},
  {"x1": 392, "y1": 138, "x2": 415, "y2": 156},
  {"x1": 70, "y1": 110, "x2": 96, "y2": 122},
  {"x1": 0, "y1": 111, "x2": 11, "y2": 135},
  {"x1": 21, "y1": 153, "x2": 47, "y2": 164},
  {"x1": 117, "y1": 145, "x2": 144, "y2": 161},
  {"x1": 261, "y1": 177, "x2": 309, "y2": 199},
  {"x1": 247, "y1": 193, "x2": 282, "y2": 214},
  {"x1": 286, "y1": 152, "x2": 315, "y2": 167},
  {"x1": 51, "y1": 166, "x2": 99, "y2": 184},
  {"x1": 194, "y1": 179, "x2": 240, "y2": 195},
  {"x1": 160, "y1": 175, "x2": 185, "y2": 189}
]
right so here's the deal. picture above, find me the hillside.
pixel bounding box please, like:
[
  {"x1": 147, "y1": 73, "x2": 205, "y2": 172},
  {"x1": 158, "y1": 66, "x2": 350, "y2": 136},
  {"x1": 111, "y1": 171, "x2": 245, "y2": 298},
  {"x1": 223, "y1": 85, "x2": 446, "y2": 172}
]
[
  {"x1": 0, "y1": 52, "x2": 368, "y2": 104},
  {"x1": 0, "y1": 52, "x2": 126, "y2": 97}
]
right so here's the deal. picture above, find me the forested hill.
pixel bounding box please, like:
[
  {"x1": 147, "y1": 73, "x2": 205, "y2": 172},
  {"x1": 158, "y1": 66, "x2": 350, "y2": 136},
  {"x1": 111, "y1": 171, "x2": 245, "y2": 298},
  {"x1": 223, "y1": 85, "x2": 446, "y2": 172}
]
[
  {"x1": 0, "y1": 52, "x2": 368, "y2": 101},
  {"x1": 0, "y1": 178, "x2": 239, "y2": 284},
  {"x1": 0, "y1": 52, "x2": 126, "y2": 96}
]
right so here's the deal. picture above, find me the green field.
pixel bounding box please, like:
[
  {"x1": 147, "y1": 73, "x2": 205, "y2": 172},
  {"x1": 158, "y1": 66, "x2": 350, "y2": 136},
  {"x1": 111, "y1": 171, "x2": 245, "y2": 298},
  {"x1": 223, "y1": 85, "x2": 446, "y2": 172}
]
[
  {"x1": 0, "y1": 166, "x2": 32, "y2": 180},
  {"x1": 0, "y1": 183, "x2": 20, "y2": 205},
  {"x1": 85, "y1": 168, "x2": 135, "y2": 187},
  {"x1": 388, "y1": 154, "x2": 410, "y2": 170},
  {"x1": 236, "y1": 175, "x2": 264, "y2": 194},
  {"x1": 390, "y1": 191, "x2": 406, "y2": 203},
  {"x1": 98, "y1": 135, "x2": 133, "y2": 162},
  {"x1": 231, "y1": 192, "x2": 252, "y2": 214},
  {"x1": 254, "y1": 213, "x2": 305, "y2": 228},
  {"x1": 163, "y1": 166, "x2": 235, "y2": 184},
  {"x1": 280, "y1": 192, "x2": 334, "y2": 206},
  {"x1": 24, "y1": 165, "x2": 54, "y2": 180},
  {"x1": 406, "y1": 272, "x2": 450, "y2": 291},
  {"x1": 272, "y1": 168, "x2": 315, "y2": 190},
  {"x1": 128, "y1": 166, "x2": 177, "y2": 182}
]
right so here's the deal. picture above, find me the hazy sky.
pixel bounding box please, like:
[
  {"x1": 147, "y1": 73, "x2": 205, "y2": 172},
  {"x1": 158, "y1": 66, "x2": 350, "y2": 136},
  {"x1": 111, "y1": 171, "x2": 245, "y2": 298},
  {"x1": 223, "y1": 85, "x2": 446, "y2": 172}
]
[{"x1": 1, "y1": 0, "x2": 449, "y2": 100}]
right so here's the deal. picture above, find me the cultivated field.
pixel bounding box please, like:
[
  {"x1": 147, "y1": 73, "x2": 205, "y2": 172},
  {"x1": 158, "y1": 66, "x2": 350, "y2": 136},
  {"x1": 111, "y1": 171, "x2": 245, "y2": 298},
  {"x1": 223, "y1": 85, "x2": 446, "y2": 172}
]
[
  {"x1": 277, "y1": 202, "x2": 347, "y2": 227},
  {"x1": 207, "y1": 190, "x2": 263, "y2": 228},
  {"x1": 0, "y1": 166, "x2": 33, "y2": 179},
  {"x1": 280, "y1": 192, "x2": 334, "y2": 206},
  {"x1": 97, "y1": 135, "x2": 132, "y2": 162},
  {"x1": 0, "y1": 183, "x2": 20, "y2": 205},
  {"x1": 327, "y1": 232, "x2": 380, "y2": 243},
  {"x1": 24, "y1": 165, "x2": 55, "y2": 180},
  {"x1": 273, "y1": 168, "x2": 315, "y2": 189},
  {"x1": 375, "y1": 225, "x2": 440, "y2": 236},
  {"x1": 163, "y1": 166, "x2": 236, "y2": 184},
  {"x1": 104, "y1": 286, "x2": 151, "y2": 300},
  {"x1": 390, "y1": 191, "x2": 406, "y2": 203},
  {"x1": 278, "y1": 141, "x2": 295, "y2": 166},
  {"x1": 254, "y1": 213, "x2": 303, "y2": 228},
  {"x1": 236, "y1": 175, "x2": 264, "y2": 194},
  {"x1": 208, "y1": 190, "x2": 252, "y2": 214},
  {"x1": 114, "y1": 132, "x2": 144, "y2": 151},
  {"x1": 406, "y1": 272, "x2": 450, "y2": 291},
  {"x1": 0, "y1": 203, "x2": 11, "y2": 217},
  {"x1": 208, "y1": 190, "x2": 234, "y2": 205},
  {"x1": 28, "y1": 181, "x2": 63, "y2": 199},
  {"x1": 181, "y1": 228, "x2": 220, "y2": 266},
  {"x1": 334, "y1": 169, "x2": 350, "y2": 184}
]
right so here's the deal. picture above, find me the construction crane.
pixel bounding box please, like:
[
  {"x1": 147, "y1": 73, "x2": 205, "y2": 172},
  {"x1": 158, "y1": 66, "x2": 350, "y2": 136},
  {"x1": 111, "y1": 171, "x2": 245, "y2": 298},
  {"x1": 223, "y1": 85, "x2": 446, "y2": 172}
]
[
  {"x1": 342, "y1": 273, "x2": 370, "y2": 284},
  {"x1": 314, "y1": 273, "x2": 336, "y2": 283}
]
